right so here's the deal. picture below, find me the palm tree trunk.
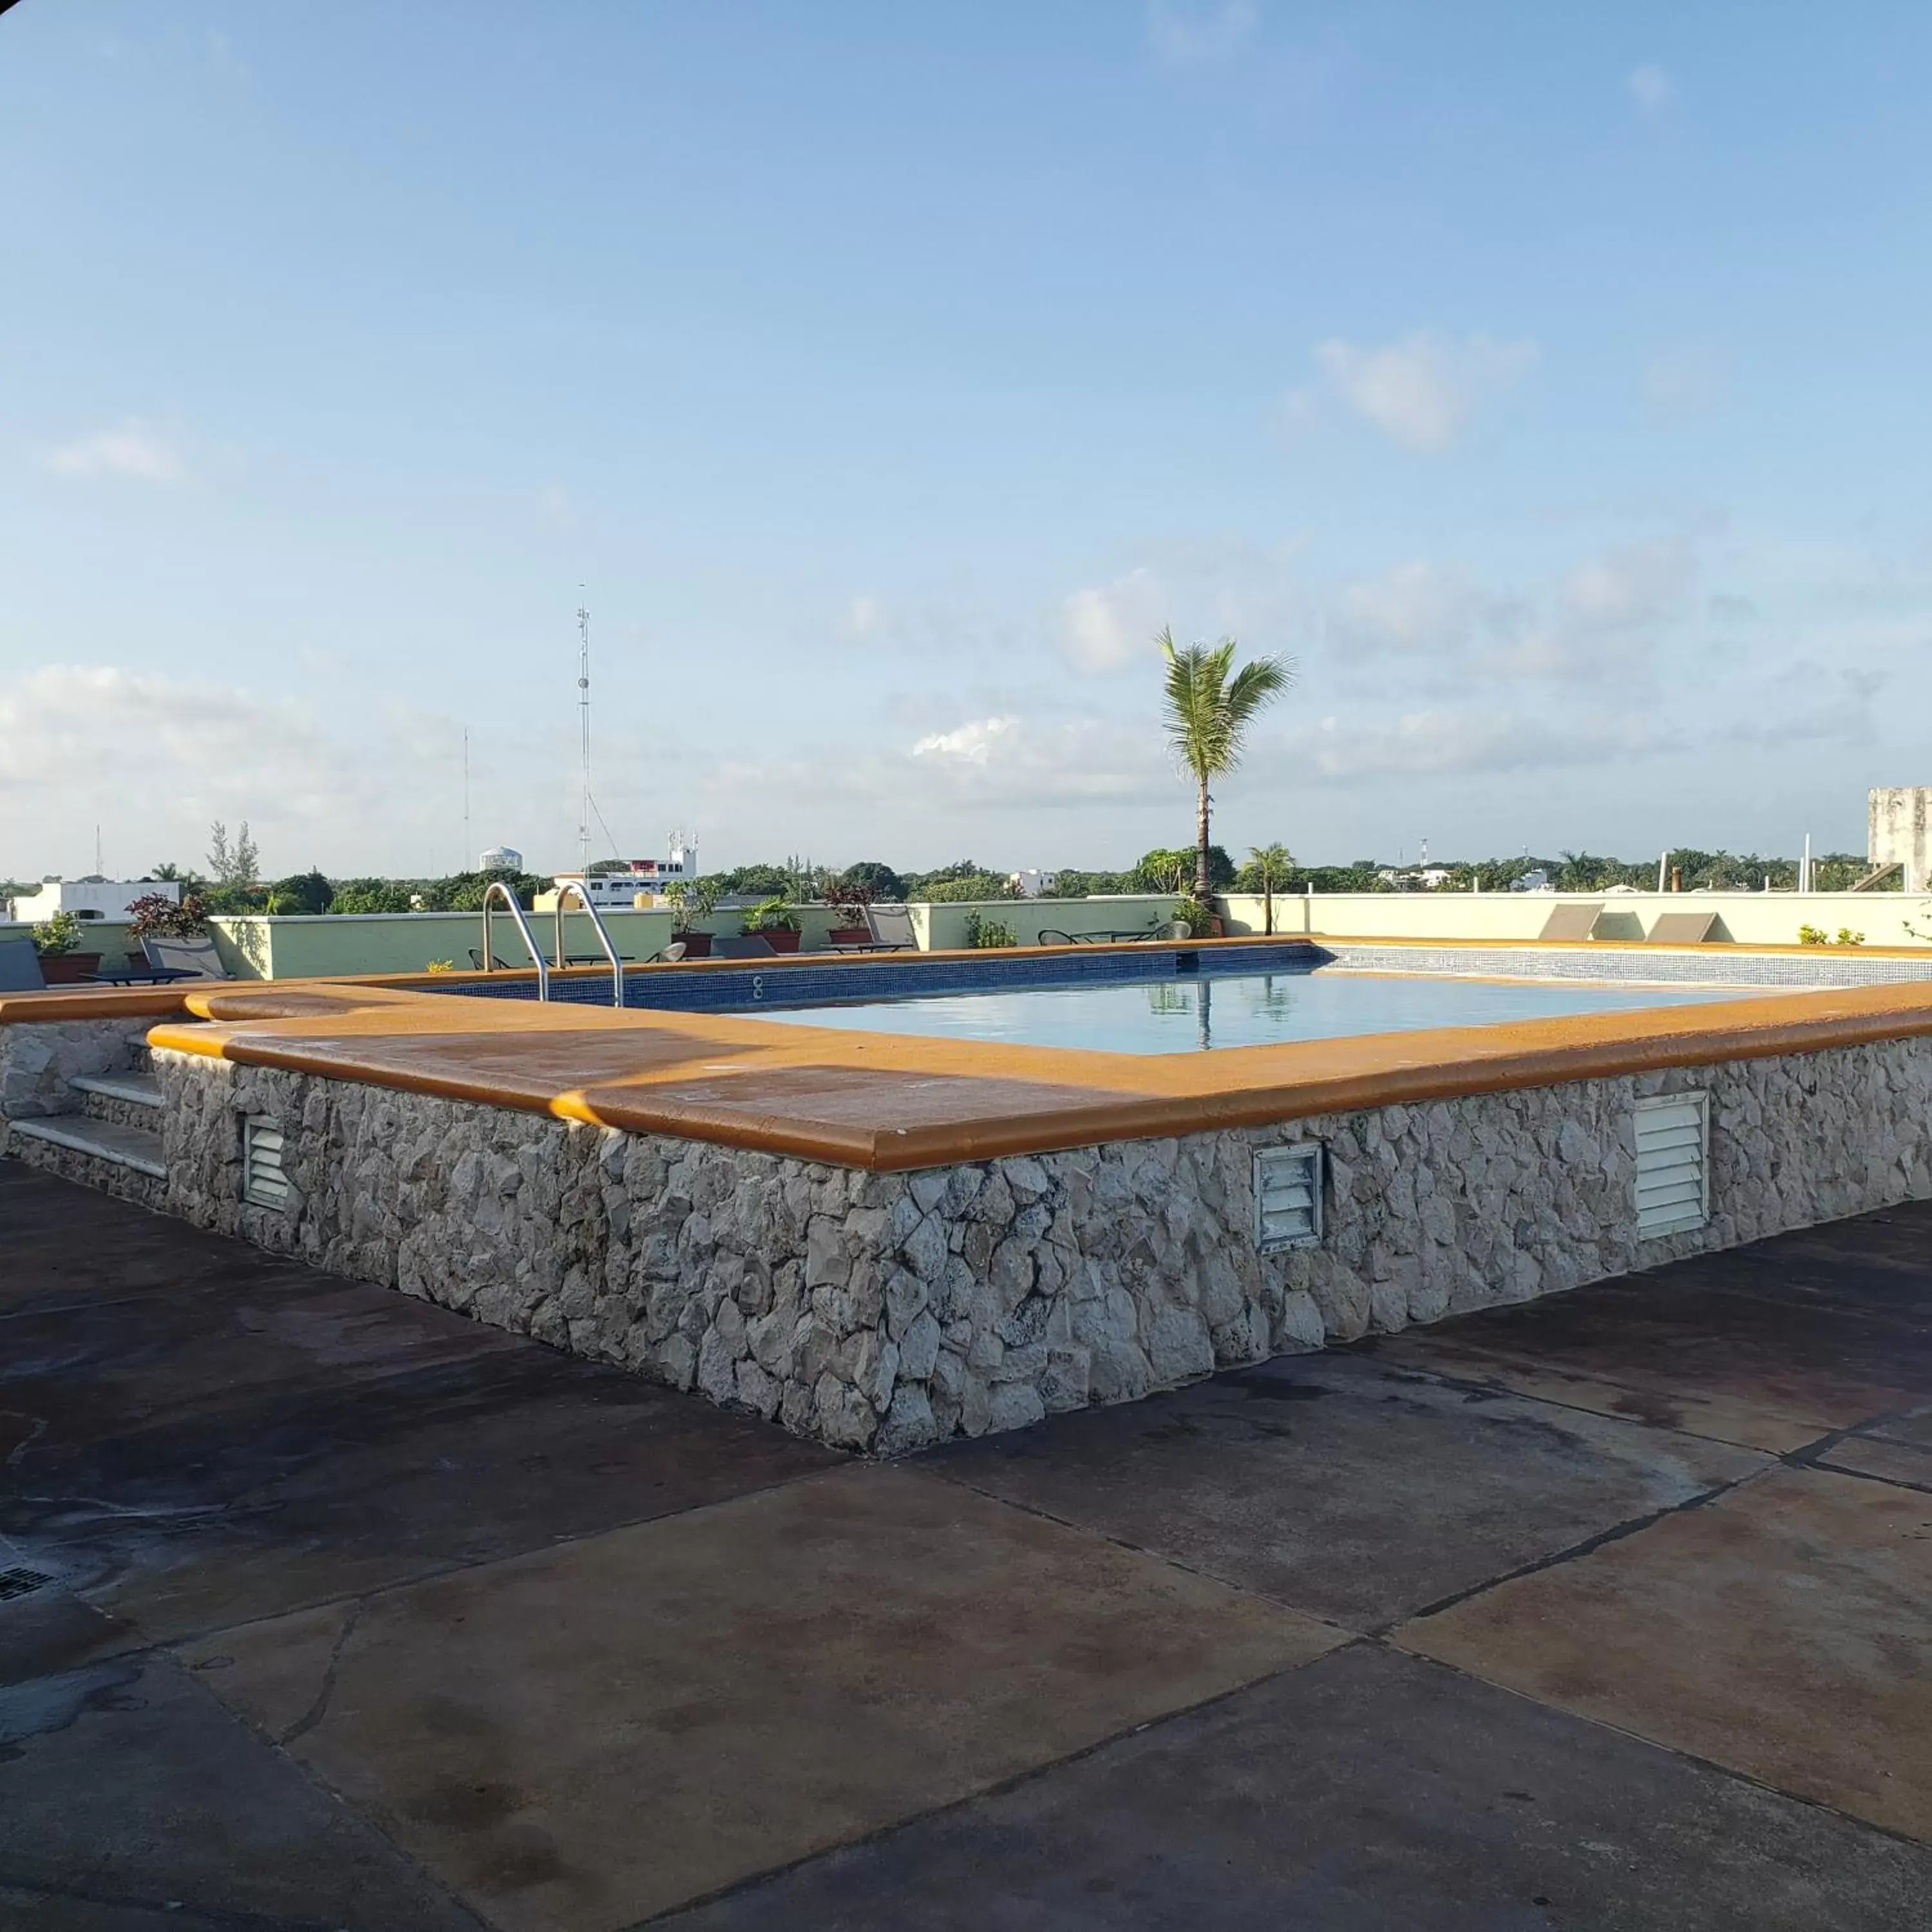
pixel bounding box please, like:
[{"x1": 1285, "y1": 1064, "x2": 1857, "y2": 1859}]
[{"x1": 1195, "y1": 773, "x2": 1211, "y2": 898}]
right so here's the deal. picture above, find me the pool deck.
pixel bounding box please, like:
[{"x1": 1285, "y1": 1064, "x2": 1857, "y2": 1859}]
[
  {"x1": 5, "y1": 1159, "x2": 1932, "y2": 1927},
  {"x1": 5, "y1": 938, "x2": 1930, "y2": 1167}
]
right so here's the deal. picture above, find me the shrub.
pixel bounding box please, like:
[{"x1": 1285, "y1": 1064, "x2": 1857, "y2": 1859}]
[
  {"x1": 741, "y1": 896, "x2": 800, "y2": 933},
  {"x1": 126, "y1": 892, "x2": 209, "y2": 939},
  {"x1": 1798, "y1": 924, "x2": 1828, "y2": 946},
  {"x1": 1171, "y1": 895, "x2": 1217, "y2": 938},
  {"x1": 963, "y1": 911, "x2": 1016, "y2": 948},
  {"x1": 1835, "y1": 927, "x2": 1865, "y2": 947},
  {"x1": 424, "y1": 959, "x2": 456, "y2": 973},
  {"x1": 30, "y1": 910, "x2": 84, "y2": 956}
]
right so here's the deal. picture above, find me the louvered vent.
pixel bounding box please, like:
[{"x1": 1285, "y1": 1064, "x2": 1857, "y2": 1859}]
[
  {"x1": 1634, "y1": 1093, "x2": 1709, "y2": 1238},
  {"x1": 1253, "y1": 1142, "x2": 1323, "y2": 1251},
  {"x1": 241, "y1": 1116, "x2": 290, "y2": 1210}
]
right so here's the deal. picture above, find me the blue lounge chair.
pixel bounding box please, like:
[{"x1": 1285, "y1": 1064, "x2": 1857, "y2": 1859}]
[{"x1": 0, "y1": 936, "x2": 46, "y2": 992}]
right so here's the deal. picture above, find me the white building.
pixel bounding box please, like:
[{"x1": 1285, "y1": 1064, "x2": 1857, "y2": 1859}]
[
  {"x1": 6, "y1": 878, "x2": 182, "y2": 923},
  {"x1": 545, "y1": 841, "x2": 702, "y2": 911},
  {"x1": 1009, "y1": 870, "x2": 1059, "y2": 898}
]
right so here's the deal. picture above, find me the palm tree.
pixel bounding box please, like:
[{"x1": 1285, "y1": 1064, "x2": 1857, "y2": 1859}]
[
  {"x1": 1247, "y1": 841, "x2": 1294, "y2": 935},
  {"x1": 1159, "y1": 629, "x2": 1293, "y2": 900}
]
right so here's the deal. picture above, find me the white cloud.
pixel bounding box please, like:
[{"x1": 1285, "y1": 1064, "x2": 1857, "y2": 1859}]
[
  {"x1": 1557, "y1": 537, "x2": 1696, "y2": 633},
  {"x1": 1643, "y1": 346, "x2": 1727, "y2": 417},
  {"x1": 911, "y1": 715, "x2": 1019, "y2": 766},
  {"x1": 1148, "y1": 0, "x2": 1259, "y2": 63},
  {"x1": 1310, "y1": 332, "x2": 1538, "y2": 453},
  {"x1": 1332, "y1": 561, "x2": 1485, "y2": 656},
  {"x1": 1282, "y1": 706, "x2": 1676, "y2": 784},
  {"x1": 1059, "y1": 567, "x2": 1166, "y2": 673},
  {"x1": 45, "y1": 423, "x2": 185, "y2": 485},
  {"x1": 838, "y1": 594, "x2": 885, "y2": 643},
  {"x1": 1627, "y1": 64, "x2": 1674, "y2": 115}
]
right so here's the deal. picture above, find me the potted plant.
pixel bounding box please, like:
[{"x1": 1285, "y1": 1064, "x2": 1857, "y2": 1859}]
[
  {"x1": 31, "y1": 909, "x2": 100, "y2": 983},
  {"x1": 1169, "y1": 895, "x2": 1218, "y2": 940},
  {"x1": 826, "y1": 878, "x2": 873, "y2": 949},
  {"x1": 741, "y1": 895, "x2": 803, "y2": 953},
  {"x1": 663, "y1": 879, "x2": 717, "y2": 958}
]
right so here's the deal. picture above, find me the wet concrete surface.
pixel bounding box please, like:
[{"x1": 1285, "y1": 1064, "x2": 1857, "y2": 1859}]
[
  {"x1": 4, "y1": 1161, "x2": 1932, "y2": 1927},
  {"x1": 1400, "y1": 1463, "x2": 1932, "y2": 1842},
  {"x1": 659, "y1": 1643, "x2": 1932, "y2": 1932},
  {"x1": 184, "y1": 1464, "x2": 1334, "y2": 1932},
  {"x1": 929, "y1": 1350, "x2": 1766, "y2": 1629}
]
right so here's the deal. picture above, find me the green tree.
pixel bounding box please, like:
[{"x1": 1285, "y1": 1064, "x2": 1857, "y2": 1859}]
[
  {"x1": 330, "y1": 878, "x2": 417, "y2": 914},
  {"x1": 1158, "y1": 629, "x2": 1292, "y2": 898},
  {"x1": 206, "y1": 820, "x2": 260, "y2": 887},
  {"x1": 837, "y1": 860, "x2": 907, "y2": 902},
  {"x1": 1240, "y1": 842, "x2": 1295, "y2": 934},
  {"x1": 265, "y1": 869, "x2": 334, "y2": 915}
]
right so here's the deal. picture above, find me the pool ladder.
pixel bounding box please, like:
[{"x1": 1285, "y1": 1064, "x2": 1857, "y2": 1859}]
[{"x1": 480, "y1": 880, "x2": 625, "y2": 1008}]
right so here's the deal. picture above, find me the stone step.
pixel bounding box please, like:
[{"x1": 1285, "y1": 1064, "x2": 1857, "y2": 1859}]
[
  {"x1": 4, "y1": 1113, "x2": 167, "y2": 1209},
  {"x1": 71, "y1": 1071, "x2": 164, "y2": 1124}
]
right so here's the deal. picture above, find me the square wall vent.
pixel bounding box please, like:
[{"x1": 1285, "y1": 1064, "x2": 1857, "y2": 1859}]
[
  {"x1": 241, "y1": 1116, "x2": 290, "y2": 1211},
  {"x1": 1634, "y1": 1092, "x2": 1709, "y2": 1238},
  {"x1": 1254, "y1": 1142, "x2": 1323, "y2": 1251}
]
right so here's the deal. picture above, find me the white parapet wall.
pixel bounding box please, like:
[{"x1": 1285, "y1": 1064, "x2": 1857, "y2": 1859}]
[{"x1": 1218, "y1": 891, "x2": 1932, "y2": 948}]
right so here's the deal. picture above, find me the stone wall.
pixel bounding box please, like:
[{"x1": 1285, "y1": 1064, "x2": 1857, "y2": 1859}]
[
  {"x1": 153, "y1": 1035, "x2": 1932, "y2": 1454},
  {"x1": 0, "y1": 1019, "x2": 152, "y2": 1119}
]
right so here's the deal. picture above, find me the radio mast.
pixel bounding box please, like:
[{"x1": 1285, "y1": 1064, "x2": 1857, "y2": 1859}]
[{"x1": 576, "y1": 596, "x2": 591, "y2": 876}]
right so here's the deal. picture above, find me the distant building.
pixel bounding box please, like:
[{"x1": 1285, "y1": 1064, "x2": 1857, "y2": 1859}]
[
  {"x1": 1869, "y1": 788, "x2": 1932, "y2": 892},
  {"x1": 6, "y1": 878, "x2": 181, "y2": 923},
  {"x1": 1009, "y1": 870, "x2": 1058, "y2": 898},
  {"x1": 543, "y1": 842, "x2": 702, "y2": 911}
]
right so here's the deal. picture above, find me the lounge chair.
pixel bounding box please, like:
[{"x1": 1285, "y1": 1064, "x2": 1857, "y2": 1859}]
[
  {"x1": 1644, "y1": 911, "x2": 1721, "y2": 945},
  {"x1": 142, "y1": 934, "x2": 232, "y2": 980},
  {"x1": 641, "y1": 942, "x2": 689, "y2": 964},
  {"x1": 1037, "y1": 916, "x2": 1173, "y2": 945},
  {"x1": 826, "y1": 905, "x2": 919, "y2": 954},
  {"x1": 468, "y1": 949, "x2": 518, "y2": 971},
  {"x1": 712, "y1": 934, "x2": 778, "y2": 960},
  {"x1": 0, "y1": 936, "x2": 46, "y2": 992},
  {"x1": 1538, "y1": 903, "x2": 1604, "y2": 942}
]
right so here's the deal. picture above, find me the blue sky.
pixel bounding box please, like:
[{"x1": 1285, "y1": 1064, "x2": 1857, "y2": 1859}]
[{"x1": 3, "y1": 1, "x2": 1928, "y2": 880}]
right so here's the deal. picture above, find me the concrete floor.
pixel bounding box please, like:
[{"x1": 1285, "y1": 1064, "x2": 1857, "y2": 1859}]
[{"x1": 4, "y1": 1160, "x2": 1931, "y2": 1929}]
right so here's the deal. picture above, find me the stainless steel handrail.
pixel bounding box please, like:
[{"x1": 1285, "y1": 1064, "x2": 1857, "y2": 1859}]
[
  {"x1": 551, "y1": 879, "x2": 625, "y2": 1008},
  {"x1": 481, "y1": 880, "x2": 550, "y2": 1001}
]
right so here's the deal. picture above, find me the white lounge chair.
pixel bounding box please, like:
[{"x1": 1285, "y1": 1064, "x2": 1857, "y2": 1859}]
[{"x1": 142, "y1": 934, "x2": 232, "y2": 980}]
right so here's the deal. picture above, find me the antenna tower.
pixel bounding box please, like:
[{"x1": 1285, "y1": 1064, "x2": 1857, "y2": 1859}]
[{"x1": 576, "y1": 596, "x2": 592, "y2": 876}]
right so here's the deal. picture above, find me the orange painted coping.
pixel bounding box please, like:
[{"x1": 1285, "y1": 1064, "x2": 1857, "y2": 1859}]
[{"x1": 131, "y1": 969, "x2": 1932, "y2": 1171}]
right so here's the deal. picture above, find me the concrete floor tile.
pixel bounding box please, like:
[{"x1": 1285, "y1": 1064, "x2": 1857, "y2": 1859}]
[
  {"x1": 182, "y1": 1464, "x2": 1338, "y2": 1932},
  {"x1": 1816, "y1": 1432, "x2": 1932, "y2": 1492},
  {"x1": 1374, "y1": 1273, "x2": 1931, "y2": 1452},
  {"x1": 1399, "y1": 1466, "x2": 1932, "y2": 1841},
  {"x1": 928, "y1": 1350, "x2": 1765, "y2": 1628},
  {"x1": 660, "y1": 1643, "x2": 1932, "y2": 1931},
  {"x1": 7, "y1": 1349, "x2": 839, "y2": 1642},
  {"x1": 0, "y1": 1653, "x2": 478, "y2": 1929}
]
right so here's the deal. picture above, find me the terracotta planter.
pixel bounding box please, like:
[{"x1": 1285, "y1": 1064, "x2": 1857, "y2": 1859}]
[
  {"x1": 757, "y1": 927, "x2": 802, "y2": 953},
  {"x1": 828, "y1": 926, "x2": 871, "y2": 949},
  {"x1": 674, "y1": 931, "x2": 713, "y2": 958},
  {"x1": 38, "y1": 953, "x2": 102, "y2": 984}
]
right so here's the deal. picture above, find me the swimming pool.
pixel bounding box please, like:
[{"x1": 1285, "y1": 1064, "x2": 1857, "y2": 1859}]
[{"x1": 741, "y1": 968, "x2": 1734, "y2": 1054}]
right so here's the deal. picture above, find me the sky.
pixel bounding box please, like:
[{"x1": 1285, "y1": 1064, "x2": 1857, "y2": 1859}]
[{"x1": 3, "y1": 1, "x2": 1929, "y2": 882}]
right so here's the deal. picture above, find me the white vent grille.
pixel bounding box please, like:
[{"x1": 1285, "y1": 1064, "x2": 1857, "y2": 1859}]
[
  {"x1": 242, "y1": 1117, "x2": 289, "y2": 1210},
  {"x1": 1254, "y1": 1143, "x2": 1323, "y2": 1251},
  {"x1": 1634, "y1": 1093, "x2": 1708, "y2": 1238}
]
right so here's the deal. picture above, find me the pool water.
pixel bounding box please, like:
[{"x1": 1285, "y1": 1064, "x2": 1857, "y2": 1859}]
[{"x1": 745, "y1": 968, "x2": 1735, "y2": 1055}]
